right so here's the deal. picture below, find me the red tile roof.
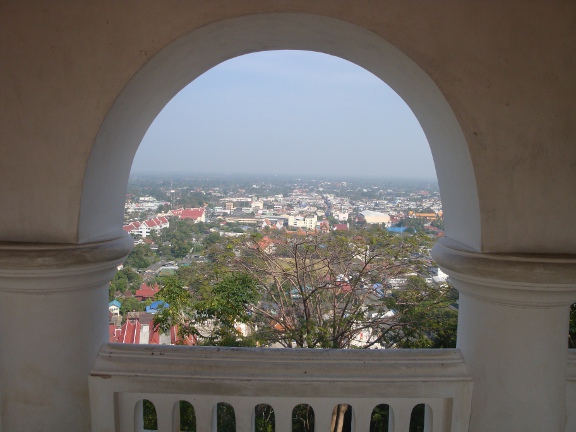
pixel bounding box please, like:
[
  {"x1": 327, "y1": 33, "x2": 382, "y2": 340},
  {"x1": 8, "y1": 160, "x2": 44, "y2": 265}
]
[
  {"x1": 121, "y1": 319, "x2": 140, "y2": 344},
  {"x1": 143, "y1": 217, "x2": 168, "y2": 228},
  {"x1": 123, "y1": 221, "x2": 142, "y2": 233},
  {"x1": 135, "y1": 282, "x2": 159, "y2": 300},
  {"x1": 109, "y1": 324, "x2": 123, "y2": 343},
  {"x1": 110, "y1": 320, "x2": 196, "y2": 346},
  {"x1": 171, "y1": 207, "x2": 205, "y2": 220}
]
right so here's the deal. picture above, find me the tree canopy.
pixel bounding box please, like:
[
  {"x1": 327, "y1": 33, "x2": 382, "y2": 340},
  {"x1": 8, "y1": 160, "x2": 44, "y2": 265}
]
[
  {"x1": 153, "y1": 228, "x2": 458, "y2": 349},
  {"x1": 124, "y1": 243, "x2": 157, "y2": 269}
]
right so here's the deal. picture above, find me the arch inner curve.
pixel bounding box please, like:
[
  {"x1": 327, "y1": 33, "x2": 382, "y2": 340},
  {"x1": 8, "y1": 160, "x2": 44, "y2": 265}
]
[{"x1": 80, "y1": 13, "x2": 480, "y2": 251}]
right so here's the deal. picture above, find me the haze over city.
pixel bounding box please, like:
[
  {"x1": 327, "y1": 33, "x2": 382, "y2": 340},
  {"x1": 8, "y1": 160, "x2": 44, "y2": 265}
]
[{"x1": 131, "y1": 50, "x2": 436, "y2": 180}]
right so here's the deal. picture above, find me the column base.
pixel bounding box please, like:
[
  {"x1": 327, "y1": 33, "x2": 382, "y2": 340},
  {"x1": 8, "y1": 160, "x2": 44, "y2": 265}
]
[
  {"x1": 432, "y1": 237, "x2": 576, "y2": 432},
  {"x1": 0, "y1": 234, "x2": 133, "y2": 431}
]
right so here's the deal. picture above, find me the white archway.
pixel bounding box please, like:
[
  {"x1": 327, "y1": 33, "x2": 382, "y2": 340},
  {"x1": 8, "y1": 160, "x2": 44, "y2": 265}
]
[{"x1": 81, "y1": 13, "x2": 480, "y2": 250}]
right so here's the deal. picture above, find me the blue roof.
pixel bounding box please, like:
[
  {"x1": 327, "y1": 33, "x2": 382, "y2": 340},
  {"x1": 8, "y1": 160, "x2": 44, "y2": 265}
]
[
  {"x1": 109, "y1": 300, "x2": 121, "y2": 308},
  {"x1": 146, "y1": 300, "x2": 170, "y2": 314},
  {"x1": 388, "y1": 226, "x2": 409, "y2": 233}
]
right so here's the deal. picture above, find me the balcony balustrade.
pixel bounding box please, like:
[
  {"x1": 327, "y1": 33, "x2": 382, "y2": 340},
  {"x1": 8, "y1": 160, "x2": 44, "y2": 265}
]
[{"x1": 90, "y1": 344, "x2": 473, "y2": 432}]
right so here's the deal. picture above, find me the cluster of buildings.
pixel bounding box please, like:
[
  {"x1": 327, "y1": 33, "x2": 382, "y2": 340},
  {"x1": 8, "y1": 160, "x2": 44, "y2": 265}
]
[
  {"x1": 124, "y1": 195, "x2": 165, "y2": 213},
  {"x1": 127, "y1": 180, "x2": 443, "y2": 238},
  {"x1": 212, "y1": 185, "x2": 442, "y2": 234},
  {"x1": 108, "y1": 308, "x2": 196, "y2": 346},
  {"x1": 124, "y1": 182, "x2": 444, "y2": 243},
  {"x1": 123, "y1": 207, "x2": 206, "y2": 237},
  {"x1": 110, "y1": 182, "x2": 446, "y2": 348},
  {"x1": 123, "y1": 216, "x2": 169, "y2": 237},
  {"x1": 108, "y1": 282, "x2": 197, "y2": 346}
]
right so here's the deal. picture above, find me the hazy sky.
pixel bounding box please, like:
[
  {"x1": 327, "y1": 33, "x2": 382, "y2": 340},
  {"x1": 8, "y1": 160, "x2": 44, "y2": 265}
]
[{"x1": 131, "y1": 50, "x2": 436, "y2": 180}]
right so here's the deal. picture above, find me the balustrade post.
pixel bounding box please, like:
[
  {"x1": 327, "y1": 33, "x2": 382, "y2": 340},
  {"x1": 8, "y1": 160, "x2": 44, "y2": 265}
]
[
  {"x1": 272, "y1": 403, "x2": 292, "y2": 432},
  {"x1": 432, "y1": 237, "x2": 576, "y2": 432},
  {"x1": 0, "y1": 235, "x2": 132, "y2": 431}
]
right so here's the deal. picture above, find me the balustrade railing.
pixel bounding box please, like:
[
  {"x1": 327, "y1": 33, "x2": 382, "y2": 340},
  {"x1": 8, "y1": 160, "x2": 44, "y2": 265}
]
[{"x1": 90, "y1": 344, "x2": 472, "y2": 432}]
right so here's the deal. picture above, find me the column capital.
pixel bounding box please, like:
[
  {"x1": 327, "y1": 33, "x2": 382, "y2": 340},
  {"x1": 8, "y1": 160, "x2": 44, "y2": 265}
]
[
  {"x1": 432, "y1": 237, "x2": 576, "y2": 307},
  {"x1": 0, "y1": 234, "x2": 133, "y2": 294}
]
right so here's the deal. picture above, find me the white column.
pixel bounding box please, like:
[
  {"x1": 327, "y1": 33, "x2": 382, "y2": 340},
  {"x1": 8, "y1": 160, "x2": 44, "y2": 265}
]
[
  {"x1": 0, "y1": 235, "x2": 132, "y2": 431},
  {"x1": 433, "y1": 237, "x2": 576, "y2": 432}
]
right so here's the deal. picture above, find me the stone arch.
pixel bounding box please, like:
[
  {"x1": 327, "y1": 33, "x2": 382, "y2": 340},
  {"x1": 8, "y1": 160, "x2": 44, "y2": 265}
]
[{"x1": 80, "y1": 13, "x2": 480, "y2": 250}]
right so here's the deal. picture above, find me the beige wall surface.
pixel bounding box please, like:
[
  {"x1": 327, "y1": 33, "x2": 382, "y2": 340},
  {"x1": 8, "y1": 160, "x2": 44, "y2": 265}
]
[{"x1": 1, "y1": 2, "x2": 575, "y2": 252}]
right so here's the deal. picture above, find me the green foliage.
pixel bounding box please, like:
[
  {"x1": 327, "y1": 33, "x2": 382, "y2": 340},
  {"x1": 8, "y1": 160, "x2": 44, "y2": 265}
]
[
  {"x1": 228, "y1": 228, "x2": 446, "y2": 349},
  {"x1": 196, "y1": 272, "x2": 260, "y2": 346},
  {"x1": 150, "y1": 218, "x2": 212, "y2": 260},
  {"x1": 430, "y1": 217, "x2": 444, "y2": 230},
  {"x1": 120, "y1": 297, "x2": 146, "y2": 316},
  {"x1": 108, "y1": 284, "x2": 117, "y2": 302},
  {"x1": 191, "y1": 243, "x2": 204, "y2": 254},
  {"x1": 154, "y1": 272, "x2": 259, "y2": 346},
  {"x1": 370, "y1": 404, "x2": 390, "y2": 432},
  {"x1": 178, "y1": 191, "x2": 205, "y2": 208},
  {"x1": 109, "y1": 267, "x2": 143, "y2": 300},
  {"x1": 292, "y1": 404, "x2": 315, "y2": 432},
  {"x1": 326, "y1": 215, "x2": 339, "y2": 226},
  {"x1": 254, "y1": 405, "x2": 275, "y2": 432},
  {"x1": 193, "y1": 221, "x2": 208, "y2": 234},
  {"x1": 220, "y1": 222, "x2": 246, "y2": 234},
  {"x1": 153, "y1": 276, "x2": 195, "y2": 337},
  {"x1": 176, "y1": 265, "x2": 212, "y2": 292},
  {"x1": 409, "y1": 404, "x2": 426, "y2": 432},
  {"x1": 250, "y1": 231, "x2": 264, "y2": 242},
  {"x1": 171, "y1": 236, "x2": 193, "y2": 258},
  {"x1": 203, "y1": 232, "x2": 222, "y2": 248},
  {"x1": 110, "y1": 272, "x2": 127, "y2": 295},
  {"x1": 179, "y1": 401, "x2": 196, "y2": 432},
  {"x1": 381, "y1": 277, "x2": 458, "y2": 349},
  {"x1": 159, "y1": 243, "x2": 173, "y2": 258},
  {"x1": 204, "y1": 235, "x2": 240, "y2": 268},
  {"x1": 217, "y1": 403, "x2": 236, "y2": 432},
  {"x1": 123, "y1": 267, "x2": 143, "y2": 284},
  {"x1": 125, "y1": 243, "x2": 157, "y2": 269},
  {"x1": 202, "y1": 273, "x2": 259, "y2": 326},
  {"x1": 143, "y1": 400, "x2": 158, "y2": 430},
  {"x1": 395, "y1": 217, "x2": 426, "y2": 232},
  {"x1": 154, "y1": 228, "x2": 457, "y2": 350}
]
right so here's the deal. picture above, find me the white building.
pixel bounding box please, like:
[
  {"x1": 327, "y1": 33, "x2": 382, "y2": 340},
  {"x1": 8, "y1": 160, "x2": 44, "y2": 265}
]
[
  {"x1": 333, "y1": 211, "x2": 349, "y2": 222},
  {"x1": 288, "y1": 214, "x2": 318, "y2": 230},
  {"x1": 108, "y1": 300, "x2": 121, "y2": 316},
  {"x1": 360, "y1": 210, "x2": 391, "y2": 225},
  {"x1": 124, "y1": 196, "x2": 164, "y2": 213},
  {"x1": 251, "y1": 200, "x2": 263, "y2": 211},
  {"x1": 123, "y1": 216, "x2": 169, "y2": 238}
]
